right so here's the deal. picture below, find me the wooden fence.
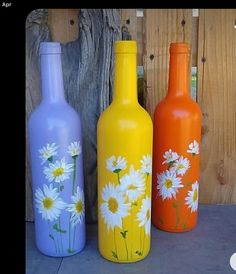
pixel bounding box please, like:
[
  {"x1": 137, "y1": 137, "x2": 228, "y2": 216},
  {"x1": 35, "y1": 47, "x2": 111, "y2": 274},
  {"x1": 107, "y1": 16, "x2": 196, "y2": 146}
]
[{"x1": 26, "y1": 9, "x2": 236, "y2": 221}]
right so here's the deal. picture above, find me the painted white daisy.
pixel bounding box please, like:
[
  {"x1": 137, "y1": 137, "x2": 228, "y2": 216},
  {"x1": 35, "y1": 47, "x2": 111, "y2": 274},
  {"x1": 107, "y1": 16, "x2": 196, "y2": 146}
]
[
  {"x1": 67, "y1": 141, "x2": 81, "y2": 158},
  {"x1": 171, "y1": 156, "x2": 190, "y2": 176},
  {"x1": 106, "y1": 156, "x2": 127, "y2": 173},
  {"x1": 187, "y1": 140, "x2": 199, "y2": 155},
  {"x1": 67, "y1": 186, "x2": 85, "y2": 227},
  {"x1": 140, "y1": 154, "x2": 152, "y2": 175},
  {"x1": 100, "y1": 182, "x2": 130, "y2": 231},
  {"x1": 162, "y1": 149, "x2": 179, "y2": 165},
  {"x1": 44, "y1": 157, "x2": 74, "y2": 183},
  {"x1": 39, "y1": 143, "x2": 58, "y2": 164},
  {"x1": 157, "y1": 170, "x2": 184, "y2": 200},
  {"x1": 119, "y1": 166, "x2": 145, "y2": 202},
  {"x1": 185, "y1": 181, "x2": 199, "y2": 212},
  {"x1": 35, "y1": 184, "x2": 67, "y2": 221},
  {"x1": 137, "y1": 196, "x2": 151, "y2": 235}
]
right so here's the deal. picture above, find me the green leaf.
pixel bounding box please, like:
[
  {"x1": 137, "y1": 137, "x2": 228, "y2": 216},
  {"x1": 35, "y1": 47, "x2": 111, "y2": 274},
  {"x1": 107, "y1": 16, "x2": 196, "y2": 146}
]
[
  {"x1": 120, "y1": 230, "x2": 128, "y2": 239},
  {"x1": 167, "y1": 161, "x2": 175, "y2": 169},
  {"x1": 135, "y1": 250, "x2": 142, "y2": 256},
  {"x1": 53, "y1": 223, "x2": 67, "y2": 233},
  {"x1": 59, "y1": 185, "x2": 64, "y2": 192},
  {"x1": 48, "y1": 156, "x2": 53, "y2": 163},
  {"x1": 67, "y1": 248, "x2": 76, "y2": 253},
  {"x1": 49, "y1": 234, "x2": 54, "y2": 240},
  {"x1": 112, "y1": 251, "x2": 118, "y2": 259},
  {"x1": 113, "y1": 169, "x2": 122, "y2": 173},
  {"x1": 172, "y1": 202, "x2": 178, "y2": 208},
  {"x1": 158, "y1": 217, "x2": 164, "y2": 225}
]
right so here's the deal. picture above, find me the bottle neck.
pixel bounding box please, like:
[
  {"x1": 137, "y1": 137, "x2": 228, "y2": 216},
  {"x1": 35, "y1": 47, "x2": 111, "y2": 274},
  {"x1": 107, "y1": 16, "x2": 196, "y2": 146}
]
[
  {"x1": 167, "y1": 52, "x2": 190, "y2": 98},
  {"x1": 113, "y1": 53, "x2": 138, "y2": 105},
  {"x1": 40, "y1": 53, "x2": 65, "y2": 103}
]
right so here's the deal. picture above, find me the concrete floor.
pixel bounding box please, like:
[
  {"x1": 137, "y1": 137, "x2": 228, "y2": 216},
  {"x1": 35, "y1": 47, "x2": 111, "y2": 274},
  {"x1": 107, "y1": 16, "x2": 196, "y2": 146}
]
[{"x1": 26, "y1": 205, "x2": 236, "y2": 274}]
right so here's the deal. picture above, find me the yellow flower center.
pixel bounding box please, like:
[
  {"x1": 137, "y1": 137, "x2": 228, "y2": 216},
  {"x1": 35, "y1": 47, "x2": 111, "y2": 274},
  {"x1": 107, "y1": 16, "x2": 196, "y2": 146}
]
[
  {"x1": 43, "y1": 197, "x2": 54, "y2": 209},
  {"x1": 193, "y1": 189, "x2": 198, "y2": 202},
  {"x1": 128, "y1": 184, "x2": 137, "y2": 190},
  {"x1": 75, "y1": 201, "x2": 84, "y2": 213},
  {"x1": 164, "y1": 179, "x2": 173, "y2": 189},
  {"x1": 108, "y1": 197, "x2": 118, "y2": 213},
  {"x1": 52, "y1": 167, "x2": 64, "y2": 177},
  {"x1": 177, "y1": 163, "x2": 185, "y2": 170},
  {"x1": 146, "y1": 209, "x2": 150, "y2": 221}
]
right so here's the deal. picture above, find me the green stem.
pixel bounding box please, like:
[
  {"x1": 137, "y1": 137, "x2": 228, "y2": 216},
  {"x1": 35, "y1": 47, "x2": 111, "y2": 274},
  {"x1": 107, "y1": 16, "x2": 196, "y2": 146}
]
[
  {"x1": 73, "y1": 225, "x2": 76, "y2": 250},
  {"x1": 72, "y1": 157, "x2": 77, "y2": 195},
  {"x1": 58, "y1": 218, "x2": 63, "y2": 253},
  {"x1": 68, "y1": 215, "x2": 71, "y2": 251},
  {"x1": 140, "y1": 227, "x2": 142, "y2": 254},
  {"x1": 183, "y1": 210, "x2": 192, "y2": 230},
  {"x1": 55, "y1": 221, "x2": 60, "y2": 253},
  {"x1": 48, "y1": 221, "x2": 57, "y2": 253},
  {"x1": 122, "y1": 222, "x2": 129, "y2": 261},
  {"x1": 130, "y1": 206, "x2": 134, "y2": 259},
  {"x1": 142, "y1": 228, "x2": 145, "y2": 255},
  {"x1": 117, "y1": 172, "x2": 120, "y2": 185},
  {"x1": 114, "y1": 227, "x2": 118, "y2": 260},
  {"x1": 175, "y1": 203, "x2": 180, "y2": 229}
]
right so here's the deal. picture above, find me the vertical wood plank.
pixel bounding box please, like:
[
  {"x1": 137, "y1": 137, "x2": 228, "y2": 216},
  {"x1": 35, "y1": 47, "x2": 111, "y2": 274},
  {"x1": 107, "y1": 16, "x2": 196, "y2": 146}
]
[
  {"x1": 121, "y1": 9, "x2": 144, "y2": 65},
  {"x1": 48, "y1": 9, "x2": 79, "y2": 43},
  {"x1": 144, "y1": 9, "x2": 192, "y2": 118},
  {"x1": 121, "y1": 9, "x2": 137, "y2": 40},
  {"x1": 197, "y1": 9, "x2": 236, "y2": 204}
]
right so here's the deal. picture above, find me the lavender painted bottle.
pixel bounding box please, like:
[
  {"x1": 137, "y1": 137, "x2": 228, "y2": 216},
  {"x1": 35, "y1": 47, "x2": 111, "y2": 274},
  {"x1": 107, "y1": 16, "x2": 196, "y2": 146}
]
[{"x1": 28, "y1": 42, "x2": 86, "y2": 257}]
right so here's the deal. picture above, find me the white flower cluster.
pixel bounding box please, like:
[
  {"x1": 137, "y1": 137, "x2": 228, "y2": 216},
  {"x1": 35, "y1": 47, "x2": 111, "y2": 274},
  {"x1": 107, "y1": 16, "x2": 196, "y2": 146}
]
[
  {"x1": 35, "y1": 142, "x2": 84, "y2": 225},
  {"x1": 101, "y1": 155, "x2": 152, "y2": 235},
  {"x1": 157, "y1": 140, "x2": 200, "y2": 212}
]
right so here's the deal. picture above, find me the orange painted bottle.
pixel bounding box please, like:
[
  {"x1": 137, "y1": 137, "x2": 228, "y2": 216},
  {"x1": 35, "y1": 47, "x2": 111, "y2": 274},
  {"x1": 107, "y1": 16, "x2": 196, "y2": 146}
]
[{"x1": 152, "y1": 42, "x2": 202, "y2": 232}]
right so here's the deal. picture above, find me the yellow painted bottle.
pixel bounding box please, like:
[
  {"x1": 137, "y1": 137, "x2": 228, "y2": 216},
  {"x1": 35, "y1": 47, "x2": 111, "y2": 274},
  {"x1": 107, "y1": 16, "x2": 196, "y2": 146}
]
[{"x1": 97, "y1": 41, "x2": 153, "y2": 263}]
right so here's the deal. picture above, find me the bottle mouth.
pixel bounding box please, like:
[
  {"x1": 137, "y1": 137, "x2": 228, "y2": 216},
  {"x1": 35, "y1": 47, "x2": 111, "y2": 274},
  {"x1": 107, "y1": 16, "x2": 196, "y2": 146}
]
[
  {"x1": 170, "y1": 42, "x2": 190, "y2": 54},
  {"x1": 115, "y1": 40, "x2": 137, "y2": 54},
  {"x1": 39, "y1": 42, "x2": 61, "y2": 55}
]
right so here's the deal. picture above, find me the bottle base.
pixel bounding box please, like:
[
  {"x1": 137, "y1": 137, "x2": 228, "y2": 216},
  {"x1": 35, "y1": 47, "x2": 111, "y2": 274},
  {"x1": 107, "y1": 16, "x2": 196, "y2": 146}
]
[
  {"x1": 36, "y1": 243, "x2": 86, "y2": 257},
  {"x1": 153, "y1": 223, "x2": 197, "y2": 233},
  {"x1": 99, "y1": 248, "x2": 150, "y2": 264}
]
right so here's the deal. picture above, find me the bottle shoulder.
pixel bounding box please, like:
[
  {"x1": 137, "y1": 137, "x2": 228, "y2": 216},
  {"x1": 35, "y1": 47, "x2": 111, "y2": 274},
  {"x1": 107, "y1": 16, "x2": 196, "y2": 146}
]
[
  {"x1": 154, "y1": 96, "x2": 202, "y2": 119},
  {"x1": 98, "y1": 102, "x2": 153, "y2": 129},
  {"x1": 28, "y1": 101, "x2": 81, "y2": 127}
]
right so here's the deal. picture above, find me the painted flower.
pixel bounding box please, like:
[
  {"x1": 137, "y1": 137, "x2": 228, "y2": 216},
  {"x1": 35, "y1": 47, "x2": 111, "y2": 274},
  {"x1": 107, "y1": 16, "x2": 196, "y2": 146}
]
[
  {"x1": 67, "y1": 141, "x2": 81, "y2": 157},
  {"x1": 137, "y1": 196, "x2": 151, "y2": 235},
  {"x1": 187, "y1": 140, "x2": 199, "y2": 155},
  {"x1": 119, "y1": 166, "x2": 145, "y2": 202},
  {"x1": 140, "y1": 154, "x2": 152, "y2": 175},
  {"x1": 35, "y1": 184, "x2": 67, "y2": 221},
  {"x1": 67, "y1": 186, "x2": 85, "y2": 227},
  {"x1": 185, "y1": 181, "x2": 199, "y2": 212},
  {"x1": 157, "y1": 170, "x2": 183, "y2": 200},
  {"x1": 39, "y1": 143, "x2": 58, "y2": 164},
  {"x1": 44, "y1": 157, "x2": 74, "y2": 183},
  {"x1": 106, "y1": 156, "x2": 127, "y2": 173},
  {"x1": 100, "y1": 182, "x2": 130, "y2": 231},
  {"x1": 162, "y1": 149, "x2": 179, "y2": 165},
  {"x1": 171, "y1": 156, "x2": 190, "y2": 176}
]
